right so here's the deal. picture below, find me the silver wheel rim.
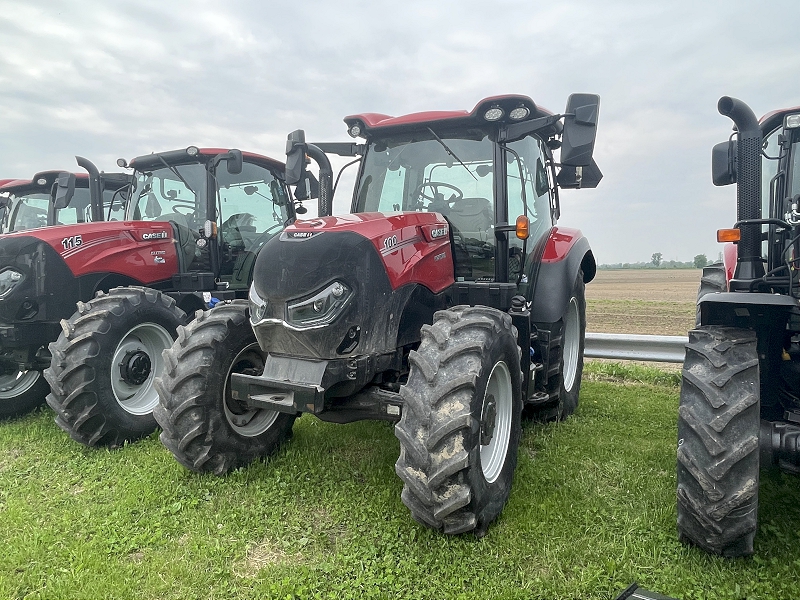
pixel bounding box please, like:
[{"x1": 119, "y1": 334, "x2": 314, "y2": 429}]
[
  {"x1": 223, "y1": 343, "x2": 279, "y2": 437},
  {"x1": 562, "y1": 297, "x2": 580, "y2": 393},
  {"x1": 112, "y1": 323, "x2": 173, "y2": 415},
  {"x1": 0, "y1": 369, "x2": 40, "y2": 399},
  {"x1": 480, "y1": 360, "x2": 512, "y2": 484}
]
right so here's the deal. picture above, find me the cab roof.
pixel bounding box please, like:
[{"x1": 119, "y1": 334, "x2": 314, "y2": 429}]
[
  {"x1": 343, "y1": 94, "x2": 554, "y2": 136},
  {"x1": 760, "y1": 105, "x2": 800, "y2": 134},
  {"x1": 128, "y1": 147, "x2": 285, "y2": 173},
  {"x1": 0, "y1": 172, "x2": 89, "y2": 194}
]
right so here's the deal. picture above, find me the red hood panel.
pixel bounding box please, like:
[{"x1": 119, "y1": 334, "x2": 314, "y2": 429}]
[
  {"x1": 289, "y1": 212, "x2": 454, "y2": 293},
  {"x1": 8, "y1": 221, "x2": 179, "y2": 283}
]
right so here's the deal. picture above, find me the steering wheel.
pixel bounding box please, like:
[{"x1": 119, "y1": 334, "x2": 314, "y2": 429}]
[
  {"x1": 172, "y1": 204, "x2": 195, "y2": 217},
  {"x1": 411, "y1": 182, "x2": 463, "y2": 210}
]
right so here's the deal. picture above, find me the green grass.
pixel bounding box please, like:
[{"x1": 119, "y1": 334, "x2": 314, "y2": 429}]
[{"x1": 1, "y1": 371, "x2": 799, "y2": 599}]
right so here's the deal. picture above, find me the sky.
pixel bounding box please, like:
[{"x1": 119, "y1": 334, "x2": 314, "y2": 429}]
[{"x1": 1, "y1": 0, "x2": 798, "y2": 264}]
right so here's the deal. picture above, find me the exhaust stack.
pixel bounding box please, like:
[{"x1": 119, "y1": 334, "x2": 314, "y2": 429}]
[{"x1": 717, "y1": 96, "x2": 764, "y2": 281}]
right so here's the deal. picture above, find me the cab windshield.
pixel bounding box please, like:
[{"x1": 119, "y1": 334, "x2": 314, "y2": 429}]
[
  {"x1": 356, "y1": 131, "x2": 495, "y2": 279},
  {"x1": 127, "y1": 163, "x2": 207, "y2": 227},
  {"x1": 7, "y1": 192, "x2": 50, "y2": 232}
]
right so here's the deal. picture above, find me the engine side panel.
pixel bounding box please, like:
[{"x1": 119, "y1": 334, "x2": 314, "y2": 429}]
[
  {"x1": 1, "y1": 221, "x2": 179, "y2": 283},
  {"x1": 287, "y1": 212, "x2": 454, "y2": 293}
]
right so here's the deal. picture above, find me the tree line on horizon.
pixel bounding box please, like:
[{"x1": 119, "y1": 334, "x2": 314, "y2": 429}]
[{"x1": 598, "y1": 253, "x2": 722, "y2": 270}]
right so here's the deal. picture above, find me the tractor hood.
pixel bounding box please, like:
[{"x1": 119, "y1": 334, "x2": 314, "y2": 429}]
[
  {"x1": 249, "y1": 211, "x2": 454, "y2": 360},
  {"x1": 0, "y1": 220, "x2": 178, "y2": 283}
]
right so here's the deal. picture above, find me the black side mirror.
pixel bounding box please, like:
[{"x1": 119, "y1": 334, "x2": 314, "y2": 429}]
[
  {"x1": 561, "y1": 93, "x2": 600, "y2": 167},
  {"x1": 712, "y1": 140, "x2": 737, "y2": 186},
  {"x1": 53, "y1": 172, "x2": 76, "y2": 209},
  {"x1": 226, "y1": 149, "x2": 243, "y2": 175},
  {"x1": 285, "y1": 129, "x2": 307, "y2": 186},
  {"x1": 557, "y1": 159, "x2": 603, "y2": 189},
  {"x1": 294, "y1": 172, "x2": 319, "y2": 201}
]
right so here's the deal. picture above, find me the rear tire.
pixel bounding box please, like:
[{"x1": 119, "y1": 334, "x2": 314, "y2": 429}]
[
  {"x1": 528, "y1": 269, "x2": 586, "y2": 421},
  {"x1": 394, "y1": 306, "x2": 522, "y2": 535},
  {"x1": 0, "y1": 367, "x2": 49, "y2": 419},
  {"x1": 677, "y1": 326, "x2": 760, "y2": 557},
  {"x1": 154, "y1": 301, "x2": 296, "y2": 475},
  {"x1": 44, "y1": 287, "x2": 186, "y2": 447}
]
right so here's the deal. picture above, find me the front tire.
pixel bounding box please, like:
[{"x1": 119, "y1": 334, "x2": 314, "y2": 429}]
[
  {"x1": 44, "y1": 287, "x2": 187, "y2": 447},
  {"x1": 154, "y1": 301, "x2": 296, "y2": 475},
  {"x1": 695, "y1": 263, "x2": 726, "y2": 326},
  {"x1": 677, "y1": 326, "x2": 760, "y2": 556},
  {"x1": 0, "y1": 366, "x2": 49, "y2": 419},
  {"x1": 394, "y1": 306, "x2": 523, "y2": 535}
]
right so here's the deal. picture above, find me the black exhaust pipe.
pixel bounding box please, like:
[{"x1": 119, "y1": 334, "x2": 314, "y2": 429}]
[
  {"x1": 305, "y1": 144, "x2": 333, "y2": 218},
  {"x1": 76, "y1": 156, "x2": 103, "y2": 222},
  {"x1": 717, "y1": 96, "x2": 764, "y2": 281}
]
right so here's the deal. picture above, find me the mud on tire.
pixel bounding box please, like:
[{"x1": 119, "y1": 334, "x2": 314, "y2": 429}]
[
  {"x1": 677, "y1": 326, "x2": 760, "y2": 557},
  {"x1": 394, "y1": 305, "x2": 522, "y2": 535},
  {"x1": 154, "y1": 301, "x2": 296, "y2": 475},
  {"x1": 44, "y1": 286, "x2": 187, "y2": 447}
]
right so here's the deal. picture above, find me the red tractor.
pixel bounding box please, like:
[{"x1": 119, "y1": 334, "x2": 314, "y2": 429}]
[
  {"x1": 0, "y1": 165, "x2": 129, "y2": 233},
  {"x1": 0, "y1": 168, "x2": 130, "y2": 417},
  {"x1": 155, "y1": 94, "x2": 601, "y2": 535},
  {"x1": 0, "y1": 147, "x2": 294, "y2": 441},
  {"x1": 678, "y1": 97, "x2": 800, "y2": 556}
]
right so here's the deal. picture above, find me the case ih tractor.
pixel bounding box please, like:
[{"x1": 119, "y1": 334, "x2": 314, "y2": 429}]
[
  {"x1": 0, "y1": 169, "x2": 131, "y2": 418},
  {"x1": 678, "y1": 96, "x2": 800, "y2": 556},
  {"x1": 155, "y1": 93, "x2": 601, "y2": 535},
  {"x1": 0, "y1": 147, "x2": 293, "y2": 437},
  {"x1": 0, "y1": 166, "x2": 129, "y2": 234}
]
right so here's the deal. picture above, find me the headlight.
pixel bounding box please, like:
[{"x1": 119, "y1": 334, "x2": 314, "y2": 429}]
[
  {"x1": 0, "y1": 268, "x2": 24, "y2": 298},
  {"x1": 248, "y1": 284, "x2": 268, "y2": 325},
  {"x1": 287, "y1": 281, "x2": 351, "y2": 328}
]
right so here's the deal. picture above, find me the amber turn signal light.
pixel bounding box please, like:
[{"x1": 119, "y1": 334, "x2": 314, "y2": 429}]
[
  {"x1": 717, "y1": 228, "x2": 740, "y2": 243},
  {"x1": 516, "y1": 215, "x2": 530, "y2": 240}
]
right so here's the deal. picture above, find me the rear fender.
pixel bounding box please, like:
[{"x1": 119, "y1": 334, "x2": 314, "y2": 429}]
[{"x1": 529, "y1": 228, "x2": 594, "y2": 324}]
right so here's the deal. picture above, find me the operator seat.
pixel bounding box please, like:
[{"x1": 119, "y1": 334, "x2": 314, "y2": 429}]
[
  {"x1": 446, "y1": 197, "x2": 493, "y2": 241},
  {"x1": 160, "y1": 212, "x2": 199, "y2": 269}
]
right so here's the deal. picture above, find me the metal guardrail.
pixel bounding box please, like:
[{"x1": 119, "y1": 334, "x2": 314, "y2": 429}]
[{"x1": 585, "y1": 332, "x2": 688, "y2": 363}]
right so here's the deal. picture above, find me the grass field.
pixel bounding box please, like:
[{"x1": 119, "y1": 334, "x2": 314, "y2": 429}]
[
  {"x1": 1, "y1": 363, "x2": 799, "y2": 599},
  {"x1": 2, "y1": 269, "x2": 798, "y2": 599},
  {"x1": 586, "y1": 269, "x2": 700, "y2": 336}
]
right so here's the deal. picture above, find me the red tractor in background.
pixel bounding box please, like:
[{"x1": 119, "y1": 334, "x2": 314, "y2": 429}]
[
  {"x1": 678, "y1": 97, "x2": 800, "y2": 556},
  {"x1": 155, "y1": 93, "x2": 601, "y2": 535},
  {"x1": 0, "y1": 165, "x2": 130, "y2": 233},
  {"x1": 0, "y1": 147, "x2": 295, "y2": 442},
  {"x1": 0, "y1": 168, "x2": 131, "y2": 417}
]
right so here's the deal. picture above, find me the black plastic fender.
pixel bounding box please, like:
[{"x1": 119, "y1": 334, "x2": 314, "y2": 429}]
[{"x1": 528, "y1": 235, "x2": 595, "y2": 324}]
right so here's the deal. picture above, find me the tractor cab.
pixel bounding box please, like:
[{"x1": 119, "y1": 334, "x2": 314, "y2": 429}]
[
  {"x1": 121, "y1": 147, "x2": 293, "y2": 291},
  {"x1": 0, "y1": 170, "x2": 130, "y2": 233}
]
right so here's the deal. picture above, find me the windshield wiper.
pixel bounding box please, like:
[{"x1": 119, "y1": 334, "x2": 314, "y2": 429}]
[
  {"x1": 427, "y1": 127, "x2": 477, "y2": 182},
  {"x1": 157, "y1": 156, "x2": 196, "y2": 196}
]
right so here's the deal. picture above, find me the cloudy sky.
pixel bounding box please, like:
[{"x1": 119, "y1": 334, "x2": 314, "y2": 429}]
[{"x1": 1, "y1": 0, "x2": 798, "y2": 264}]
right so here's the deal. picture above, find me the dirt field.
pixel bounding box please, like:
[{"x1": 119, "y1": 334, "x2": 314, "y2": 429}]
[{"x1": 585, "y1": 269, "x2": 699, "y2": 336}]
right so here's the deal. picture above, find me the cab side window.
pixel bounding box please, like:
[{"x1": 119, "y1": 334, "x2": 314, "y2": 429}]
[{"x1": 506, "y1": 136, "x2": 553, "y2": 280}]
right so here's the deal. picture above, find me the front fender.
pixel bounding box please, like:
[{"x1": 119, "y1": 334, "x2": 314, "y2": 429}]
[{"x1": 529, "y1": 228, "x2": 595, "y2": 324}]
